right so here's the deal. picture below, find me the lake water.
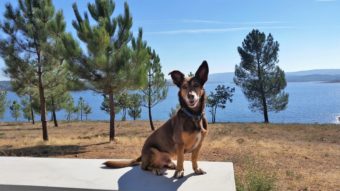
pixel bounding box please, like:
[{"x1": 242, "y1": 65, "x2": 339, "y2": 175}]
[{"x1": 3, "y1": 81, "x2": 340, "y2": 124}]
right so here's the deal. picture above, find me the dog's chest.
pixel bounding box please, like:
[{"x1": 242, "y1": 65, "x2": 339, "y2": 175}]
[{"x1": 182, "y1": 132, "x2": 202, "y2": 153}]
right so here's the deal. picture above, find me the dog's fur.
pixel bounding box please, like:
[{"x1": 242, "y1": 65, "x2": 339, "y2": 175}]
[{"x1": 104, "y1": 61, "x2": 209, "y2": 178}]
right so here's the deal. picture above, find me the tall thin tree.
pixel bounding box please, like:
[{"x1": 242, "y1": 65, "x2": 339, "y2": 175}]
[
  {"x1": 70, "y1": 0, "x2": 148, "y2": 141},
  {"x1": 207, "y1": 85, "x2": 235, "y2": 123},
  {"x1": 128, "y1": 93, "x2": 142, "y2": 120},
  {"x1": 141, "y1": 49, "x2": 167, "y2": 131},
  {"x1": 234, "y1": 29, "x2": 288, "y2": 123},
  {"x1": 21, "y1": 96, "x2": 33, "y2": 122},
  {"x1": 0, "y1": 0, "x2": 71, "y2": 140},
  {"x1": 63, "y1": 96, "x2": 76, "y2": 122},
  {"x1": 0, "y1": 91, "x2": 7, "y2": 119},
  {"x1": 83, "y1": 103, "x2": 92, "y2": 120},
  {"x1": 9, "y1": 101, "x2": 21, "y2": 121}
]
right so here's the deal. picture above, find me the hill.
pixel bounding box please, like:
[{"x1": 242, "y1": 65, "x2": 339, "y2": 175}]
[
  {"x1": 2, "y1": 69, "x2": 340, "y2": 90},
  {"x1": 208, "y1": 69, "x2": 340, "y2": 84}
]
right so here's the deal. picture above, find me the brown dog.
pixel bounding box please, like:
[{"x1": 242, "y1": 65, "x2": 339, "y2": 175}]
[{"x1": 104, "y1": 61, "x2": 209, "y2": 178}]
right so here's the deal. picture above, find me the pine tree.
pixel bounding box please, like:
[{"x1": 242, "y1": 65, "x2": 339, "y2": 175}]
[
  {"x1": 45, "y1": 64, "x2": 73, "y2": 127},
  {"x1": 128, "y1": 93, "x2": 142, "y2": 120},
  {"x1": 0, "y1": 0, "x2": 72, "y2": 140},
  {"x1": 116, "y1": 92, "x2": 130, "y2": 121},
  {"x1": 75, "y1": 97, "x2": 91, "y2": 121},
  {"x1": 101, "y1": 92, "x2": 129, "y2": 121},
  {"x1": 77, "y1": 97, "x2": 85, "y2": 121},
  {"x1": 47, "y1": 92, "x2": 71, "y2": 127},
  {"x1": 169, "y1": 104, "x2": 180, "y2": 118},
  {"x1": 0, "y1": 91, "x2": 7, "y2": 119},
  {"x1": 207, "y1": 85, "x2": 235, "y2": 123},
  {"x1": 21, "y1": 96, "x2": 33, "y2": 122},
  {"x1": 5, "y1": 74, "x2": 36, "y2": 124},
  {"x1": 9, "y1": 101, "x2": 21, "y2": 121},
  {"x1": 7, "y1": 78, "x2": 36, "y2": 124},
  {"x1": 234, "y1": 29, "x2": 289, "y2": 123},
  {"x1": 83, "y1": 103, "x2": 92, "y2": 120},
  {"x1": 101, "y1": 94, "x2": 121, "y2": 114},
  {"x1": 63, "y1": 96, "x2": 76, "y2": 122},
  {"x1": 141, "y1": 49, "x2": 167, "y2": 130},
  {"x1": 70, "y1": 0, "x2": 148, "y2": 141}
]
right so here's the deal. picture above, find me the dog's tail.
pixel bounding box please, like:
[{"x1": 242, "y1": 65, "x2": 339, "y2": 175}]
[{"x1": 103, "y1": 156, "x2": 142, "y2": 168}]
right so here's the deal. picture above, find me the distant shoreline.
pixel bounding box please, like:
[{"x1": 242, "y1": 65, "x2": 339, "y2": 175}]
[
  {"x1": 323, "y1": 80, "x2": 340, "y2": 83},
  {"x1": 0, "y1": 120, "x2": 339, "y2": 125}
]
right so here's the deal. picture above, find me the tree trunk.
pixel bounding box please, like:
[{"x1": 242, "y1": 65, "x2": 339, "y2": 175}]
[
  {"x1": 211, "y1": 114, "x2": 214, "y2": 124},
  {"x1": 261, "y1": 93, "x2": 269, "y2": 123},
  {"x1": 256, "y1": 54, "x2": 269, "y2": 123},
  {"x1": 51, "y1": 97, "x2": 58, "y2": 127},
  {"x1": 122, "y1": 108, "x2": 126, "y2": 121},
  {"x1": 29, "y1": 95, "x2": 35, "y2": 125},
  {"x1": 38, "y1": 66, "x2": 48, "y2": 141},
  {"x1": 108, "y1": 92, "x2": 115, "y2": 142},
  {"x1": 147, "y1": 71, "x2": 155, "y2": 131},
  {"x1": 80, "y1": 104, "x2": 83, "y2": 121},
  {"x1": 213, "y1": 106, "x2": 217, "y2": 124},
  {"x1": 215, "y1": 107, "x2": 217, "y2": 123},
  {"x1": 66, "y1": 111, "x2": 70, "y2": 121},
  {"x1": 148, "y1": 105, "x2": 155, "y2": 130}
]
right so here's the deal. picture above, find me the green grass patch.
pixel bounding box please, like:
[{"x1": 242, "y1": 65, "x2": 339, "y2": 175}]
[
  {"x1": 237, "y1": 170, "x2": 276, "y2": 191},
  {"x1": 236, "y1": 158, "x2": 277, "y2": 191}
]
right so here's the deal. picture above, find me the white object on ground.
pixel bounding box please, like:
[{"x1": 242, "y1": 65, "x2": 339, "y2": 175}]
[{"x1": 0, "y1": 157, "x2": 236, "y2": 191}]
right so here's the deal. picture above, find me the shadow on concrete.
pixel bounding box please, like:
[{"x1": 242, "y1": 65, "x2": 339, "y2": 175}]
[
  {"x1": 117, "y1": 166, "x2": 193, "y2": 191},
  {"x1": 0, "y1": 184, "x2": 111, "y2": 191},
  {"x1": 0, "y1": 145, "x2": 85, "y2": 157}
]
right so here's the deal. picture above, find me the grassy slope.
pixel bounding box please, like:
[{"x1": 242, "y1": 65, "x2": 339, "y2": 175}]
[{"x1": 0, "y1": 121, "x2": 339, "y2": 190}]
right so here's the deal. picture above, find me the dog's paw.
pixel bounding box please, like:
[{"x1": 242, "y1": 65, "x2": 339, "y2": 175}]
[
  {"x1": 194, "y1": 168, "x2": 206, "y2": 175},
  {"x1": 173, "y1": 170, "x2": 184, "y2": 179},
  {"x1": 152, "y1": 168, "x2": 166, "y2": 176},
  {"x1": 166, "y1": 162, "x2": 177, "y2": 170}
]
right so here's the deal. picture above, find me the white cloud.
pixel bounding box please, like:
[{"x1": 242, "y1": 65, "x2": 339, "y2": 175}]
[
  {"x1": 146, "y1": 26, "x2": 294, "y2": 35},
  {"x1": 147, "y1": 27, "x2": 249, "y2": 35},
  {"x1": 137, "y1": 19, "x2": 286, "y2": 26},
  {"x1": 315, "y1": 0, "x2": 337, "y2": 2},
  {"x1": 181, "y1": 19, "x2": 226, "y2": 24},
  {"x1": 181, "y1": 19, "x2": 285, "y2": 25}
]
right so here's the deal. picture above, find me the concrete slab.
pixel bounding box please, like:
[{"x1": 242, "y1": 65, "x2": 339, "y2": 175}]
[{"x1": 0, "y1": 157, "x2": 236, "y2": 191}]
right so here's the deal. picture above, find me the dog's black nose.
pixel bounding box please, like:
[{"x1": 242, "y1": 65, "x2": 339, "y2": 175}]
[{"x1": 188, "y1": 94, "x2": 194, "y2": 100}]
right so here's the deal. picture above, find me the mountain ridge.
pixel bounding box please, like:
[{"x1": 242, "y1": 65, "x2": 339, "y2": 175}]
[
  {"x1": 2, "y1": 69, "x2": 340, "y2": 91},
  {"x1": 207, "y1": 69, "x2": 340, "y2": 83}
]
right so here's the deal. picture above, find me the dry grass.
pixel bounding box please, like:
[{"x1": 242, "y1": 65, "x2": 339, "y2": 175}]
[{"x1": 0, "y1": 121, "x2": 339, "y2": 191}]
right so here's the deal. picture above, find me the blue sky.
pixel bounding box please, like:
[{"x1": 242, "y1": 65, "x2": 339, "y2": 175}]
[{"x1": 0, "y1": 0, "x2": 339, "y2": 80}]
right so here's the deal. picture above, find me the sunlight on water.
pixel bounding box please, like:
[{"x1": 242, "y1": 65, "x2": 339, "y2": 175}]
[{"x1": 3, "y1": 81, "x2": 340, "y2": 124}]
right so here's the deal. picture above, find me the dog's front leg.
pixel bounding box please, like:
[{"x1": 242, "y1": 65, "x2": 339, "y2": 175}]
[
  {"x1": 192, "y1": 117, "x2": 208, "y2": 175},
  {"x1": 191, "y1": 142, "x2": 206, "y2": 175},
  {"x1": 174, "y1": 143, "x2": 185, "y2": 178}
]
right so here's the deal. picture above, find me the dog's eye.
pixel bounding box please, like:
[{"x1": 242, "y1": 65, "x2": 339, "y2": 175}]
[
  {"x1": 182, "y1": 85, "x2": 188, "y2": 89},
  {"x1": 193, "y1": 83, "x2": 199, "y2": 88}
]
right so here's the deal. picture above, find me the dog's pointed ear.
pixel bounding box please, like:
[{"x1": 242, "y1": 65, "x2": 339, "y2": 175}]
[
  {"x1": 195, "y1": 60, "x2": 209, "y2": 85},
  {"x1": 169, "y1": 70, "x2": 185, "y2": 88}
]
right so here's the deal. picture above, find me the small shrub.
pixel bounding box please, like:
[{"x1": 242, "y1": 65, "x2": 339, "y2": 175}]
[{"x1": 237, "y1": 170, "x2": 276, "y2": 191}]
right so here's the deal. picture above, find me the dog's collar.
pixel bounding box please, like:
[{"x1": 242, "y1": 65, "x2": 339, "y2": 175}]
[{"x1": 181, "y1": 108, "x2": 203, "y2": 121}]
